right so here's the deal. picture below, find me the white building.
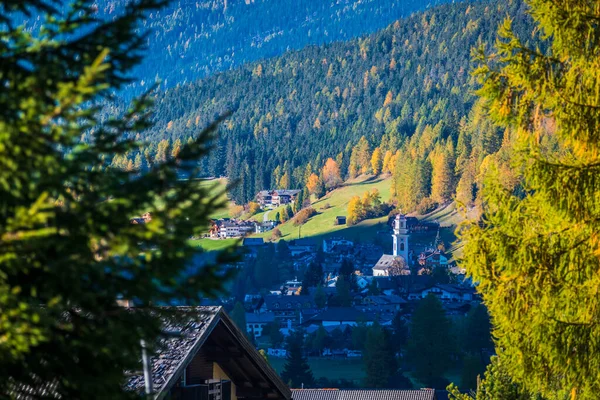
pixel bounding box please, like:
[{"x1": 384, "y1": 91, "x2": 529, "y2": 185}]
[{"x1": 372, "y1": 214, "x2": 411, "y2": 276}]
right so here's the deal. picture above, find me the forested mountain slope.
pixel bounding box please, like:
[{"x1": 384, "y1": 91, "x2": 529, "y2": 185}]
[
  {"x1": 112, "y1": 0, "x2": 530, "y2": 206},
  {"x1": 66, "y1": 0, "x2": 453, "y2": 95}
]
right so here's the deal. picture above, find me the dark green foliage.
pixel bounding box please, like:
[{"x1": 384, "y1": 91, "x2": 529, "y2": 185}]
[
  {"x1": 230, "y1": 302, "x2": 248, "y2": 337},
  {"x1": 391, "y1": 312, "x2": 408, "y2": 352},
  {"x1": 460, "y1": 353, "x2": 486, "y2": 392},
  {"x1": 266, "y1": 322, "x2": 284, "y2": 348},
  {"x1": 88, "y1": 0, "x2": 453, "y2": 97},
  {"x1": 331, "y1": 276, "x2": 352, "y2": 307},
  {"x1": 115, "y1": 0, "x2": 531, "y2": 204},
  {"x1": 281, "y1": 331, "x2": 315, "y2": 388},
  {"x1": 462, "y1": 304, "x2": 493, "y2": 356},
  {"x1": 367, "y1": 279, "x2": 380, "y2": 295},
  {"x1": 307, "y1": 325, "x2": 328, "y2": 354},
  {"x1": 302, "y1": 262, "x2": 324, "y2": 294},
  {"x1": 313, "y1": 285, "x2": 327, "y2": 309},
  {"x1": 0, "y1": 0, "x2": 235, "y2": 397},
  {"x1": 254, "y1": 243, "x2": 276, "y2": 289},
  {"x1": 363, "y1": 323, "x2": 398, "y2": 388},
  {"x1": 407, "y1": 294, "x2": 453, "y2": 388},
  {"x1": 339, "y1": 258, "x2": 357, "y2": 289},
  {"x1": 448, "y1": 356, "x2": 548, "y2": 400}
]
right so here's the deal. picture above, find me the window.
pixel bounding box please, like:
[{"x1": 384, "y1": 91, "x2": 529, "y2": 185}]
[
  {"x1": 275, "y1": 303, "x2": 280, "y2": 309},
  {"x1": 400, "y1": 243, "x2": 405, "y2": 251}
]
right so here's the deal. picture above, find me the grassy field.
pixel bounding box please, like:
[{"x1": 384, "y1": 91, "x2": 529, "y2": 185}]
[
  {"x1": 196, "y1": 178, "x2": 230, "y2": 220},
  {"x1": 188, "y1": 238, "x2": 239, "y2": 251},
  {"x1": 268, "y1": 357, "x2": 365, "y2": 383},
  {"x1": 254, "y1": 175, "x2": 392, "y2": 244}
]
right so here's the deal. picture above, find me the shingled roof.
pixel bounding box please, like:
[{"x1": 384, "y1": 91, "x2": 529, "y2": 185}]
[
  {"x1": 291, "y1": 389, "x2": 437, "y2": 400},
  {"x1": 125, "y1": 306, "x2": 291, "y2": 399},
  {"x1": 124, "y1": 306, "x2": 221, "y2": 395}
]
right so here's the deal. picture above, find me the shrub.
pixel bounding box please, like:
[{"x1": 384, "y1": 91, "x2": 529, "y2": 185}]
[{"x1": 293, "y1": 207, "x2": 317, "y2": 226}]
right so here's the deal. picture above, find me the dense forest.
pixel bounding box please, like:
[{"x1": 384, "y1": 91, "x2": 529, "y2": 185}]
[
  {"x1": 22, "y1": 0, "x2": 453, "y2": 96},
  {"x1": 107, "y1": 0, "x2": 529, "y2": 209}
]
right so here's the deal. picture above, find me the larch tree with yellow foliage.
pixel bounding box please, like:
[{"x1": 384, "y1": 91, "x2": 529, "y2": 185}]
[
  {"x1": 371, "y1": 147, "x2": 383, "y2": 175},
  {"x1": 461, "y1": 0, "x2": 600, "y2": 398}
]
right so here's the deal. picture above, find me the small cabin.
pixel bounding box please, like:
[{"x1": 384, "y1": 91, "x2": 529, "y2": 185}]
[{"x1": 335, "y1": 216, "x2": 346, "y2": 225}]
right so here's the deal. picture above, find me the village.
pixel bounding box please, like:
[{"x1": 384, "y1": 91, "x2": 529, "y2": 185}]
[{"x1": 129, "y1": 187, "x2": 483, "y2": 390}]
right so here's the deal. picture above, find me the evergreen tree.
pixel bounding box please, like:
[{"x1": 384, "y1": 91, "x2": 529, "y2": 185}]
[
  {"x1": 0, "y1": 0, "x2": 235, "y2": 397},
  {"x1": 332, "y1": 276, "x2": 352, "y2": 307},
  {"x1": 294, "y1": 189, "x2": 305, "y2": 214},
  {"x1": 462, "y1": 304, "x2": 493, "y2": 356},
  {"x1": 230, "y1": 302, "x2": 248, "y2": 337},
  {"x1": 302, "y1": 262, "x2": 324, "y2": 293},
  {"x1": 407, "y1": 294, "x2": 453, "y2": 388},
  {"x1": 254, "y1": 243, "x2": 276, "y2": 288},
  {"x1": 363, "y1": 323, "x2": 397, "y2": 388},
  {"x1": 281, "y1": 332, "x2": 314, "y2": 388},
  {"x1": 461, "y1": 0, "x2": 600, "y2": 396},
  {"x1": 314, "y1": 285, "x2": 327, "y2": 309},
  {"x1": 266, "y1": 322, "x2": 284, "y2": 348},
  {"x1": 391, "y1": 311, "x2": 408, "y2": 352}
]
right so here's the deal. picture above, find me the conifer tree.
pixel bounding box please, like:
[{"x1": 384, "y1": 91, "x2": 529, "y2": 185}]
[
  {"x1": 364, "y1": 323, "x2": 397, "y2": 388},
  {"x1": 407, "y1": 294, "x2": 453, "y2": 388},
  {"x1": 230, "y1": 302, "x2": 248, "y2": 337},
  {"x1": 0, "y1": 0, "x2": 235, "y2": 397},
  {"x1": 461, "y1": 1, "x2": 600, "y2": 397},
  {"x1": 281, "y1": 332, "x2": 314, "y2": 388},
  {"x1": 371, "y1": 147, "x2": 383, "y2": 175}
]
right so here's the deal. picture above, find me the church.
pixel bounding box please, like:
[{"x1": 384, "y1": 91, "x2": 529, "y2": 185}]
[{"x1": 372, "y1": 213, "x2": 411, "y2": 276}]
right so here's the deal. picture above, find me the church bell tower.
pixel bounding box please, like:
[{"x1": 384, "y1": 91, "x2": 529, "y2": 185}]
[{"x1": 393, "y1": 214, "x2": 409, "y2": 263}]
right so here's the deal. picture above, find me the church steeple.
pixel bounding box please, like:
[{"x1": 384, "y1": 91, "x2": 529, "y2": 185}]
[{"x1": 393, "y1": 213, "x2": 409, "y2": 263}]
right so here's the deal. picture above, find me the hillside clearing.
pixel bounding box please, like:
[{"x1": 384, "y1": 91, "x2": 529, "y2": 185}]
[{"x1": 254, "y1": 175, "x2": 392, "y2": 243}]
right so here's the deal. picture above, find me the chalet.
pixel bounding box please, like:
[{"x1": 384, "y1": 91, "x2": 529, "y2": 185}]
[
  {"x1": 418, "y1": 250, "x2": 449, "y2": 268},
  {"x1": 123, "y1": 306, "x2": 290, "y2": 400},
  {"x1": 412, "y1": 284, "x2": 477, "y2": 302},
  {"x1": 303, "y1": 307, "x2": 375, "y2": 327},
  {"x1": 291, "y1": 389, "x2": 437, "y2": 400},
  {"x1": 245, "y1": 312, "x2": 275, "y2": 338},
  {"x1": 262, "y1": 295, "x2": 316, "y2": 325},
  {"x1": 289, "y1": 238, "x2": 317, "y2": 257},
  {"x1": 218, "y1": 220, "x2": 255, "y2": 238},
  {"x1": 256, "y1": 190, "x2": 301, "y2": 208},
  {"x1": 323, "y1": 237, "x2": 353, "y2": 253},
  {"x1": 256, "y1": 221, "x2": 277, "y2": 233},
  {"x1": 335, "y1": 216, "x2": 346, "y2": 225}
]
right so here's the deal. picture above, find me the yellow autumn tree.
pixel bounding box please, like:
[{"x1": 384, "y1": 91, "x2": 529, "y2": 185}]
[
  {"x1": 382, "y1": 150, "x2": 393, "y2": 173},
  {"x1": 322, "y1": 158, "x2": 342, "y2": 189},
  {"x1": 347, "y1": 196, "x2": 363, "y2": 226},
  {"x1": 383, "y1": 91, "x2": 393, "y2": 107},
  {"x1": 370, "y1": 147, "x2": 383, "y2": 175},
  {"x1": 306, "y1": 173, "x2": 321, "y2": 195}
]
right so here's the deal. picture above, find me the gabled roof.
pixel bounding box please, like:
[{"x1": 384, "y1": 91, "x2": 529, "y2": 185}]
[
  {"x1": 125, "y1": 307, "x2": 220, "y2": 395},
  {"x1": 125, "y1": 306, "x2": 291, "y2": 399},
  {"x1": 373, "y1": 254, "x2": 406, "y2": 270},
  {"x1": 291, "y1": 389, "x2": 437, "y2": 400}
]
